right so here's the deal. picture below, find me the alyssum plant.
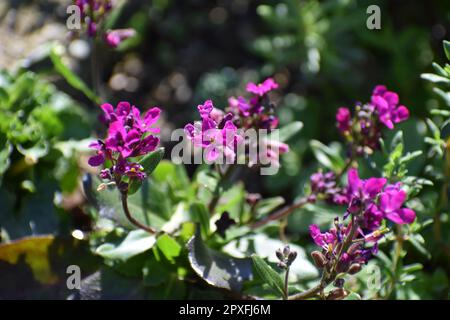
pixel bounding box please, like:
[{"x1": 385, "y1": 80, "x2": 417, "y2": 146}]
[{"x1": 85, "y1": 78, "x2": 425, "y2": 300}]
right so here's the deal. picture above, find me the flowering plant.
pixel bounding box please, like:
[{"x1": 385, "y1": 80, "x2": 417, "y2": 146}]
[{"x1": 2, "y1": 2, "x2": 447, "y2": 301}]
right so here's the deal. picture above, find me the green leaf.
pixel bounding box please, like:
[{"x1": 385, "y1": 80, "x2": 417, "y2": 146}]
[
  {"x1": 139, "y1": 148, "x2": 165, "y2": 176},
  {"x1": 444, "y1": 40, "x2": 450, "y2": 61},
  {"x1": 187, "y1": 227, "x2": 252, "y2": 292},
  {"x1": 310, "y1": 140, "x2": 345, "y2": 171},
  {"x1": 254, "y1": 196, "x2": 285, "y2": 217},
  {"x1": 95, "y1": 229, "x2": 156, "y2": 261},
  {"x1": 83, "y1": 174, "x2": 168, "y2": 230},
  {"x1": 190, "y1": 202, "x2": 210, "y2": 237},
  {"x1": 50, "y1": 45, "x2": 99, "y2": 104},
  {"x1": 156, "y1": 234, "x2": 181, "y2": 263},
  {"x1": 344, "y1": 292, "x2": 362, "y2": 300},
  {"x1": 251, "y1": 254, "x2": 284, "y2": 298},
  {"x1": 0, "y1": 139, "x2": 12, "y2": 186},
  {"x1": 421, "y1": 73, "x2": 450, "y2": 85},
  {"x1": 408, "y1": 235, "x2": 431, "y2": 259},
  {"x1": 275, "y1": 121, "x2": 303, "y2": 142},
  {"x1": 432, "y1": 62, "x2": 447, "y2": 77},
  {"x1": 402, "y1": 263, "x2": 423, "y2": 273}
]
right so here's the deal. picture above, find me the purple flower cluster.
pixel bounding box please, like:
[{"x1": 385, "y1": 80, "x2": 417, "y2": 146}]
[
  {"x1": 74, "y1": 1, "x2": 135, "y2": 47},
  {"x1": 309, "y1": 171, "x2": 348, "y2": 205},
  {"x1": 309, "y1": 219, "x2": 377, "y2": 273},
  {"x1": 227, "y1": 78, "x2": 280, "y2": 130},
  {"x1": 309, "y1": 168, "x2": 416, "y2": 271},
  {"x1": 346, "y1": 168, "x2": 415, "y2": 229},
  {"x1": 88, "y1": 102, "x2": 161, "y2": 183},
  {"x1": 75, "y1": 0, "x2": 112, "y2": 37},
  {"x1": 184, "y1": 78, "x2": 289, "y2": 166},
  {"x1": 336, "y1": 85, "x2": 410, "y2": 156},
  {"x1": 184, "y1": 100, "x2": 242, "y2": 162}
]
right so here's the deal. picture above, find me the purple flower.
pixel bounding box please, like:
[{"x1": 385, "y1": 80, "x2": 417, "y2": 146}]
[
  {"x1": 309, "y1": 224, "x2": 336, "y2": 249},
  {"x1": 371, "y1": 85, "x2": 409, "y2": 129},
  {"x1": 336, "y1": 107, "x2": 351, "y2": 133},
  {"x1": 88, "y1": 102, "x2": 161, "y2": 183},
  {"x1": 105, "y1": 28, "x2": 136, "y2": 48},
  {"x1": 185, "y1": 100, "x2": 243, "y2": 163},
  {"x1": 198, "y1": 100, "x2": 214, "y2": 118},
  {"x1": 347, "y1": 168, "x2": 387, "y2": 205},
  {"x1": 310, "y1": 171, "x2": 349, "y2": 205},
  {"x1": 246, "y1": 78, "x2": 279, "y2": 97},
  {"x1": 379, "y1": 184, "x2": 416, "y2": 224},
  {"x1": 344, "y1": 169, "x2": 416, "y2": 229}
]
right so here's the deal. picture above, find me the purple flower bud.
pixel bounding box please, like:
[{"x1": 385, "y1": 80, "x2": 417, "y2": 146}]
[
  {"x1": 311, "y1": 251, "x2": 327, "y2": 268},
  {"x1": 348, "y1": 263, "x2": 362, "y2": 275}
]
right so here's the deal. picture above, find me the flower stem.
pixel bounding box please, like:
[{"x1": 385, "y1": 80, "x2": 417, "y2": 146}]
[
  {"x1": 121, "y1": 192, "x2": 158, "y2": 234},
  {"x1": 208, "y1": 165, "x2": 235, "y2": 214},
  {"x1": 250, "y1": 196, "x2": 310, "y2": 229},
  {"x1": 283, "y1": 267, "x2": 290, "y2": 300},
  {"x1": 384, "y1": 224, "x2": 403, "y2": 299}
]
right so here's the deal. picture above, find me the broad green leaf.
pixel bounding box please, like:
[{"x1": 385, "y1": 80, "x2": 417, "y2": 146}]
[
  {"x1": 95, "y1": 229, "x2": 156, "y2": 261},
  {"x1": 156, "y1": 234, "x2": 182, "y2": 263},
  {"x1": 139, "y1": 148, "x2": 165, "y2": 176},
  {"x1": 251, "y1": 254, "x2": 284, "y2": 298},
  {"x1": 187, "y1": 227, "x2": 252, "y2": 292},
  {"x1": 83, "y1": 174, "x2": 167, "y2": 230}
]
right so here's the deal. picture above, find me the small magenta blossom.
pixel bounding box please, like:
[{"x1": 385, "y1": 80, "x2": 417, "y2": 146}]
[
  {"x1": 246, "y1": 78, "x2": 279, "y2": 96},
  {"x1": 336, "y1": 85, "x2": 410, "y2": 156},
  {"x1": 310, "y1": 219, "x2": 376, "y2": 269},
  {"x1": 309, "y1": 168, "x2": 416, "y2": 270},
  {"x1": 371, "y1": 85, "x2": 410, "y2": 130},
  {"x1": 379, "y1": 183, "x2": 416, "y2": 224},
  {"x1": 105, "y1": 28, "x2": 136, "y2": 48},
  {"x1": 309, "y1": 224, "x2": 337, "y2": 249},
  {"x1": 184, "y1": 100, "x2": 243, "y2": 162},
  {"x1": 88, "y1": 102, "x2": 161, "y2": 183},
  {"x1": 336, "y1": 107, "x2": 351, "y2": 134},
  {"x1": 228, "y1": 77, "x2": 280, "y2": 130},
  {"x1": 75, "y1": 0, "x2": 112, "y2": 37},
  {"x1": 344, "y1": 168, "x2": 416, "y2": 229}
]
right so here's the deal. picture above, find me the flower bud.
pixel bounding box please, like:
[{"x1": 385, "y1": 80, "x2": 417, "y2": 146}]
[
  {"x1": 326, "y1": 288, "x2": 347, "y2": 300},
  {"x1": 347, "y1": 243, "x2": 361, "y2": 255},
  {"x1": 287, "y1": 251, "x2": 297, "y2": 265},
  {"x1": 333, "y1": 278, "x2": 345, "y2": 288},
  {"x1": 97, "y1": 183, "x2": 107, "y2": 192},
  {"x1": 283, "y1": 245, "x2": 290, "y2": 256},
  {"x1": 311, "y1": 251, "x2": 327, "y2": 268},
  {"x1": 276, "y1": 249, "x2": 284, "y2": 261},
  {"x1": 348, "y1": 263, "x2": 362, "y2": 275}
]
